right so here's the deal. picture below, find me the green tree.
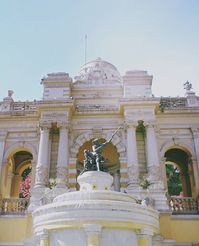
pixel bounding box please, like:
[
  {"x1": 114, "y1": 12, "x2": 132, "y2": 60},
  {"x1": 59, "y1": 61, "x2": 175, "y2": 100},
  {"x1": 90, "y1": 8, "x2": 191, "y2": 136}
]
[{"x1": 166, "y1": 164, "x2": 182, "y2": 196}]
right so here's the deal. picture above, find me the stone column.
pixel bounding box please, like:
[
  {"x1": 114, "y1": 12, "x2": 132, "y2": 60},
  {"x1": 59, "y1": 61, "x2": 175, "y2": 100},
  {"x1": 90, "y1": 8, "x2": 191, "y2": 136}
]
[
  {"x1": 152, "y1": 235, "x2": 163, "y2": 246},
  {"x1": 191, "y1": 127, "x2": 199, "y2": 170},
  {"x1": 190, "y1": 158, "x2": 199, "y2": 196},
  {"x1": 34, "y1": 121, "x2": 51, "y2": 188},
  {"x1": 144, "y1": 122, "x2": 161, "y2": 183},
  {"x1": 161, "y1": 157, "x2": 167, "y2": 189},
  {"x1": 0, "y1": 132, "x2": 7, "y2": 195},
  {"x1": 30, "y1": 159, "x2": 37, "y2": 189},
  {"x1": 84, "y1": 224, "x2": 102, "y2": 246},
  {"x1": 113, "y1": 170, "x2": 120, "y2": 191},
  {"x1": 144, "y1": 122, "x2": 169, "y2": 211},
  {"x1": 126, "y1": 121, "x2": 139, "y2": 189},
  {"x1": 138, "y1": 228, "x2": 153, "y2": 246},
  {"x1": 5, "y1": 172, "x2": 14, "y2": 197},
  {"x1": 11, "y1": 174, "x2": 21, "y2": 197},
  {"x1": 39, "y1": 229, "x2": 49, "y2": 246},
  {"x1": 56, "y1": 122, "x2": 69, "y2": 188}
]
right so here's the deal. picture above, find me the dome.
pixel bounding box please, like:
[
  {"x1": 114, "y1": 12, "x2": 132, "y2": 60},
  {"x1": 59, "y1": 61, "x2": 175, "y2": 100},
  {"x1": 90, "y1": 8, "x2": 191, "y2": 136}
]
[{"x1": 74, "y1": 57, "x2": 122, "y2": 84}]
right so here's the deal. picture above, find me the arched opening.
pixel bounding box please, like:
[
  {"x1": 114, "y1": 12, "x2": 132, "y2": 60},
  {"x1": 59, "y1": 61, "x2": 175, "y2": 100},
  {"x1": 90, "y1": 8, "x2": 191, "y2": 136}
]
[
  {"x1": 76, "y1": 138, "x2": 120, "y2": 191},
  {"x1": 164, "y1": 148, "x2": 193, "y2": 197},
  {"x1": 4, "y1": 151, "x2": 33, "y2": 198}
]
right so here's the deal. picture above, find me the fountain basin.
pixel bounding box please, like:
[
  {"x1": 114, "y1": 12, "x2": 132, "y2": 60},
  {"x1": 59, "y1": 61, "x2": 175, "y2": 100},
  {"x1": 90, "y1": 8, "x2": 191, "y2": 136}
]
[{"x1": 33, "y1": 171, "x2": 159, "y2": 246}]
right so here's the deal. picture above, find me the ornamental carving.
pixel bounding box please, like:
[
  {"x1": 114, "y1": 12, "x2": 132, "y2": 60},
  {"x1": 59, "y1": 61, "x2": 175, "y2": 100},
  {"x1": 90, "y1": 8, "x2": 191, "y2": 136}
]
[
  {"x1": 191, "y1": 128, "x2": 199, "y2": 139},
  {"x1": 35, "y1": 166, "x2": 49, "y2": 186},
  {"x1": 124, "y1": 120, "x2": 138, "y2": 130},
  {"x1": 39, "y1": 120, "x2": 52, "y2": 130},
  {"x1": 147, "y1": 166, "x2": 162, "y2": 182},
  {"x1": 127, "y1": 166, "x2": 139, "y2": 182},
  {"x1": 74, "y1": 58, "x2": 121, "y2": 85},
  {"x1": 159, "y1": 97, "x2": 187, "y2": 111},
  {"x1": 56, "y1": 166, "x2": 68, "y2": 187},
  {"x1": 57, "y1": 121, "x2": 70, "y2": 129},
  {"x1": 42, "y1": 111, "x2": 68, "y2": 119},
  {"x1": 143, "y1": 121, "x2": 156, "y2": 129},
  {"x1": 75, "y1": 104, "x2": 118, "y2": 112}
]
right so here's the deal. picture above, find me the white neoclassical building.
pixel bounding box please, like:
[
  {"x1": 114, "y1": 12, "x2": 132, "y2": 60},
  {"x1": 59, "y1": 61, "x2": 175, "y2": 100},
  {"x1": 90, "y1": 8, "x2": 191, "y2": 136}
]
[{"x1": 0, "y1": 58, "x2": 199, "y2": 245}]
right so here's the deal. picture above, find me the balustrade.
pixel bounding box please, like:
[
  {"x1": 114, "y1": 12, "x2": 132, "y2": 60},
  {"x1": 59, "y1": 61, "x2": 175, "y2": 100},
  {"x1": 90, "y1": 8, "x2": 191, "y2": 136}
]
[
  {"x1": 169, "y1": 196, "x2": 199, "y2": 214},
  {"x1": 1, "y1": 196, "x2": 199, "y2": 215},
  {"x1": 0, "y1": 198, "x2": 29, "y2": 214}
]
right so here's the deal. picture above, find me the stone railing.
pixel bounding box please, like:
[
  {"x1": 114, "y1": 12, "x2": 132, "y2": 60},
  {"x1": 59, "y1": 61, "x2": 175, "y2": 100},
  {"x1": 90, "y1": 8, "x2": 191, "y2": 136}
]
[
  {"x1": 169, "y1": 196, "x2": 199, "y2": 214},
  {"x1": 159, "y1": 97, "x2": 187, "y2": 112},
  {"x1": 11, "y1": 102, "x2": 37, "y2": 116},
  {"x1": 0, "y1": 198, "x2": 29, "y2": 215}
]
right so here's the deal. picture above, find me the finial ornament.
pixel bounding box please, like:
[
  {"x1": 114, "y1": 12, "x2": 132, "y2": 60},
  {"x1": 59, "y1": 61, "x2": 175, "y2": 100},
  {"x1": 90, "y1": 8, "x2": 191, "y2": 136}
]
[
  {"x1": 8, "y1": 90, "x2": 14, "y2": 97},
  {"x1": 184, "y1": 81, "x2": 192, "y2": 91}
]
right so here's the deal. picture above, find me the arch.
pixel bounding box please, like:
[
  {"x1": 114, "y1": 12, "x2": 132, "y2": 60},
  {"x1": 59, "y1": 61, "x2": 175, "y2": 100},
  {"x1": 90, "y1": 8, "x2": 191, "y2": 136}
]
[
  {"x1": 3, "y1": 142, "x2": 37, "y2": 164},
  {"x1": 70, "y1": 131, "x2": 125, "y2": 158},
  {"x1": 164, "y1": 148, "x2": 193, "y2": 197},
  {"x1": 2, "y1": 144, "x2": 35, "y2": 198},
  {"x1": 160, "y1": 140, "x2": 194, "y2": 160}
]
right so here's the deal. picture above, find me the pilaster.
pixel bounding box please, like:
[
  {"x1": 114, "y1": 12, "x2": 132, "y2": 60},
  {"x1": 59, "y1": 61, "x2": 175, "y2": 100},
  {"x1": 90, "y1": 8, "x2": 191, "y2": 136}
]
[
  {"x1": 56, "y1": 121, "x2": 69, "y2": 189},
  {"x1": 0, "y1": 131, "x2": 7, "y2": 195},
  {"x1": 5, "y1": 172, "x2": 14, "y2": 197},
  {"x1": 152, "y1": 235, "x2": 163, "y2": 246},
  {"x1": 191, "y1": 127, "x2": 199, "y2": 170},
  {"x1": 191, "y1": 158, "x2": 199, "y2": 196},
  {"x1": 138, "y1": 228, "x2": 153, "y2": 246},
  {"x1": 113, "y1": 170, "x2": 120, "y2": 191},
  {"x1": 84, "y1": 224, "x2": 102, "y2": 246},
  {"x1": 38, "y1": 229, "x2": 49, "y2": 246}
]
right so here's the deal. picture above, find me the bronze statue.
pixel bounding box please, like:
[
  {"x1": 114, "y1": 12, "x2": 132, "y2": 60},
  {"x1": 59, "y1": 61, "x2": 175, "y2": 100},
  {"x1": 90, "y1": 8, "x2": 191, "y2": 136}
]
[{"x1": 81, "y1": 127, "x2": 121, "y2": 174}]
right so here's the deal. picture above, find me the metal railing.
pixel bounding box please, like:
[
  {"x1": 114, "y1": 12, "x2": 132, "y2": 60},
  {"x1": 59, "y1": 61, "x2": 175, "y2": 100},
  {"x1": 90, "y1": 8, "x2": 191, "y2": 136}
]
[
  {"x1": 0, "y1": 198, "x2": 29, "y2": 215},
  {"x1": 169, "y1": 196, "x2": 199, "y2": 214}
]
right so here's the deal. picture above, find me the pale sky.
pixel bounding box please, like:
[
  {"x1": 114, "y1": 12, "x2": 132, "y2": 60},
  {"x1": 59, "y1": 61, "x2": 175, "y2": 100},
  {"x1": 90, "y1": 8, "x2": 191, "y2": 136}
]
[{"x1": 0, "y1": 0, "x2": 199, "y2": 101}]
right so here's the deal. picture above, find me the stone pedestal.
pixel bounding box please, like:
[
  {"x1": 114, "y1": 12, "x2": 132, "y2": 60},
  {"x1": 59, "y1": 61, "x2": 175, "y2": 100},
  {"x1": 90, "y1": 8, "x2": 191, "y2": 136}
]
[
  {"x1": 28, "y1": 187, "x2": 47, "y2": 212},
  {"x1": 77, "y1": 171, "x2": 113, "y2": 191}
]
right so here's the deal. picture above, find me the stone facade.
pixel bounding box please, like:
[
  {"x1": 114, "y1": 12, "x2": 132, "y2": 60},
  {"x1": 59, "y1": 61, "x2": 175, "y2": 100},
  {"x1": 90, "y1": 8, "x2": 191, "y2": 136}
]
[{"x1": 0, "y1": 58, "x2": 199, "y2": 245}]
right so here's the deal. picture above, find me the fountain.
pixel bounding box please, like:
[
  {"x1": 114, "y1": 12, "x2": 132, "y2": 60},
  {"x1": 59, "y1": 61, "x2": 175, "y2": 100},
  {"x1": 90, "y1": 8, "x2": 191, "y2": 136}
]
[{"x1": 32, "y1": 131, "x2": 159, "y2": 246}]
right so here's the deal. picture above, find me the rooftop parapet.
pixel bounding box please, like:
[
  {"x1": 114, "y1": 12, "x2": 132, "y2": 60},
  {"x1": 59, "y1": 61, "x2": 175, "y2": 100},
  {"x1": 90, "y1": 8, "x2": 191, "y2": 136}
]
[
  {"x1": 123, "y1": 70, "x2": 153, "y2": 98},
  {"x1": 41, "y1": 72, "x2": 72, "y2": 100}
]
